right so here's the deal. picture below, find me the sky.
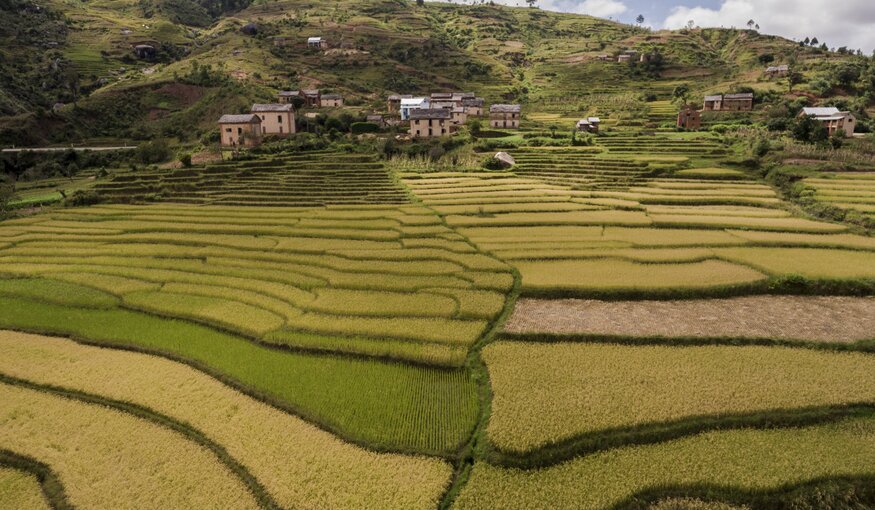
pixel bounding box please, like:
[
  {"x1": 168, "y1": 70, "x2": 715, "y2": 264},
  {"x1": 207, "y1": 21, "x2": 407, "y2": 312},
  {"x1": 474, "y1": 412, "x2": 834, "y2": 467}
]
[{"x1": 460, "y1": 0, "x2": 875, "y2": 53}]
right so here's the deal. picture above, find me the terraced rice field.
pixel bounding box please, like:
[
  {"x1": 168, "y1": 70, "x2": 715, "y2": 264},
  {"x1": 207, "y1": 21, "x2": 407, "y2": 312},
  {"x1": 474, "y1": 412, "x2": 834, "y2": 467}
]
[
  {"x1": 0, "y1": 382, "x2": 261, "y2": 509},
  {"x1": 483, "y1": 341, "x2": 875, "y2": 453},
  {"x1": 453, "y1": 417, "x2": 875, "y2": 509},
  {"x1": 801, "y1": 172, "x2": 875, "y2": 219},
  {"x1": 0, "y1": 468, "x2": 49, "y2": 510},
  {"x1": 93, "y1": 151, "x2": 408, "y2": 206},
  {"x1": 3, "y1": 144, "x2": 875, "y2": 509},
  {"x1": 0, "y1": 331, "x2": 452, "y2": 510},
  {"x1": 403, "y1": 169, "x2": 873, "y2": 297}
]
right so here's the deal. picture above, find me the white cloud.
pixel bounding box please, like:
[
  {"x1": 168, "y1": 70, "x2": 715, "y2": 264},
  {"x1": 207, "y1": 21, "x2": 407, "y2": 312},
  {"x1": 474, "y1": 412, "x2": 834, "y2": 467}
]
[{"x1": 663, "y1": 0, "x2": 875, "y2": 53}]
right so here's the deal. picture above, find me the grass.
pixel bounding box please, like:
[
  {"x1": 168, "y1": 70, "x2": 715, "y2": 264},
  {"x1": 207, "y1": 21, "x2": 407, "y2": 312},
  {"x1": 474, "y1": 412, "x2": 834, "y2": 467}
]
[
  {"x1": 483, "y1": 342, "x2": 875, "y2": 454},
  {"x1": 0, "y1": 467, "x2": 50, "y2": 510},
  {"x1": 453, "y1": 416, "x2": 875, "y2": 509},
  {"x1": 0, "y1": 382, "x2": 260, "y2": 509},
  {"x1": 0, "y1": 331, "x2": 453, "y2": 510},
  {"x1": 0, "y1": 296, "x2": 479, "y2": 454}
]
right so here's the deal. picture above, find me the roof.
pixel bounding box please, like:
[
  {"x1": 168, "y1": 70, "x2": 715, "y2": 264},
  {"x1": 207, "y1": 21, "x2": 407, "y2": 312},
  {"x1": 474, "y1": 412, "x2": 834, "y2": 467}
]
[
  {"x1": 588, "y1": 117, "x2": 601, "y2": 123},
  {"x1": 409, "y1": 108, "x2": 452, "y2": 120},
  {"x1": 430, "y1": 93, "x2": 453, "y2": 99},
  {"x1": 430, "y1": 101, "x2": 456, "y2": 109},
  {"x1": 767, "y1": 65, "x2": 789, "y2": 72},
  {"x1": 401, "y1": 97, "x2": 428, "y2": 106},
  {"x1": 462, "y1": 98, "x2": 485, "y2": 107},
  {"x1": 490, "y1": 104, "x2": 521, "y2": 113},
  {"x1": 452, "y1": 92, "x2": 475, "y2": 100},
  {"x1": 307, "y1": 37, "x2": 323, "y2": 43},
  {"x1": 278, "y1": 90, "x2": 301, "y2": 97},
  {"x1": 251, "y1": 103, "x2": 294, "y2": 112},
  {"x1": 302, "y1": 89, "x2": 320, "y2": 96},
  {"x1": 704, "y1": 95, "x2": 723, "y2": 101},
  {"x1": 321, "y1": 94, "x2": 342, "y2": 100},
  {"x1": 577, "y1": 119, "x2": 592, "y2": 126},
  {"x1": 218, "y1": 114, "x2": 260, "y2": 124},
  {"x1": 802, "y1": 107, "x2": 841, "y2": 116},
  {"x1": 387, "y1": 95, "x2": 402, "y2": 101},
  {"x1": 724, "y1": 93, "x2": 754, "y2": 100},
  {"x1": 134, "y1": 44, "x2": 154, "y2": 50}
]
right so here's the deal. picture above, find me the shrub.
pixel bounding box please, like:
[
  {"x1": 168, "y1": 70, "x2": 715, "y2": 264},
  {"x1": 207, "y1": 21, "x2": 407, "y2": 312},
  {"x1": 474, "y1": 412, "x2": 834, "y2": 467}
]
[
  {"x1": 350, "y1": 122, "x2": 380, "y2": 134},
  {"x1": 482, "y1": 156, "x2": 506, "y2": 170},
  {"x1": 179, "y1": 153, "x2": 192, "y2": 167}
]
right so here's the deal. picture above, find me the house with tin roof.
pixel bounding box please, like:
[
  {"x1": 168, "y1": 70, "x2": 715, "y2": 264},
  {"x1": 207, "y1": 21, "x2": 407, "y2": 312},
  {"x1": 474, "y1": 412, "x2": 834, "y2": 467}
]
[
  {"x1": 218, "y1": 114, "x2": 262, "y2": 147},
  {"x1": 800, "y1": 107, "x2": 856, "y2": 137}
]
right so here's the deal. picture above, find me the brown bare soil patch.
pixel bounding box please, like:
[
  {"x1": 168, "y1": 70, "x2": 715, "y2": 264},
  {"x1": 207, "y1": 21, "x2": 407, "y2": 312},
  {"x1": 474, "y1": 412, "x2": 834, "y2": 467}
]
[
  {"x1": 153, "y1": 83, "x2": 205, "y2": 106},
  {"x1": 505, "y1": 296, "x2": 875, "y2": 343}
]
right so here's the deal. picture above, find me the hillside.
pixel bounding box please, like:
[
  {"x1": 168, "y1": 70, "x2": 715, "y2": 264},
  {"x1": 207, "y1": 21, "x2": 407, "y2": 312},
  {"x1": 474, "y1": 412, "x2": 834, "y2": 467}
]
[{"x1": 0, "y1": 0, "x2": 863, "y2": 146}]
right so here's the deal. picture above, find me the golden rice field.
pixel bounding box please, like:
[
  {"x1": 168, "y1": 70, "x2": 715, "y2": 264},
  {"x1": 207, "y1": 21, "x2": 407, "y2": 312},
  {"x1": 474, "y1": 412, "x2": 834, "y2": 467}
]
[
  {"x1": 802, "y1": 172, "x2": 875, "y2": 217},
  {"x1": 453, "y1": 417, "x2": 875, "y2": 509},
  {"x1": 0, "y1": 204, "x2": 511, "y2": 367},
  {"x1": 402, "y1": 170, "x2": 875, "y2": 296},
  {"x1": 0, "y1": 468, "x2": 49, "y2": 510},
  {"x1": 0, "y1": 331, "x2": 452, "y2": 510},
  {"x1": 0, "y1": 382, "x2": 260, "y2": 509},
  {"x1": 483, "y1": 341, "x2": 875, "y2": 453}
]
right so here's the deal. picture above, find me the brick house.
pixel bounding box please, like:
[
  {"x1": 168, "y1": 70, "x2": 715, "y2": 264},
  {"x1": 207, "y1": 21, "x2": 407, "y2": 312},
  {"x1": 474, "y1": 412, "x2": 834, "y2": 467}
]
[
  {"x1": 218, "y1": 114, "x2": 262, "y2": 147},
  {"x1": 703, "y1": 95, "x2": 723, "y2": 111},
  {"x1": 251, "y1": 104, "x2": 296, "y2": 136},
  {"x1": 677, "y1": 107, "x2": 701, "y2": 130},
  {"x1": 800, "y1": 107, "x2": 856, "y2": 137},
  {"x1": 320, "y1": 94, "x2": 343, "y2": 107},
  {"x1": 302, "y1": 90, "x2": 321, "y2": 108},
  {"x1": 278, "y1": 90, "x2": 302, "y2": 104},
  {"x1": 409, "y1": 109, "x2": 454, "y2": 138},
  {"x1": 489, "y1": 104, "x2": 521, "y2": 129},
  {"x1": 576, "y1": 117, "x2": 601, "y2": 133},
  {"x1": 722, "y1": 93, "x2": 754, "y2": 111},
  {"x1": 461, "y1": 97, "x2": 485, "y2": 116}
]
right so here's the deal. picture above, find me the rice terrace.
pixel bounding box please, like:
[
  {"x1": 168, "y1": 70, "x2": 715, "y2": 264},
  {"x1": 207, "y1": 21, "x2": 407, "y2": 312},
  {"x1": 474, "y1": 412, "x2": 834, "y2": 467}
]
[{"x1": 1, "y1": 0, "x2": 875, "y2": 508}]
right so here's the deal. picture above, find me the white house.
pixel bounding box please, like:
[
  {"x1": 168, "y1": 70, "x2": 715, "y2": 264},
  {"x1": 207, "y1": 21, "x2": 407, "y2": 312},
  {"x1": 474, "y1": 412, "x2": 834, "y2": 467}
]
[
  {"x1": 307, "y1": 37, "x2": 327, "y2": 49},
  {"x1": 800, "y1": 107, "x2": 856, "y2": 137},
  {"x1": 400, "y1": 97, "x2": 429, "y2": 120}
]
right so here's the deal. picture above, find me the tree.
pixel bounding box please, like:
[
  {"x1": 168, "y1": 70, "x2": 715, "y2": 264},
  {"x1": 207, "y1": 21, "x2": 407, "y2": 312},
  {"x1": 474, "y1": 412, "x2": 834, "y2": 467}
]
[
  {"x1": 747, "y1": 19, "x2": 755, "y2": 30},
  {"x1": 686, "y1": 20, "x2": 695, "y2": 31},
  {"x1": 755, "y1": 24, "x2": 760, "y2": 30},
  {"x1": 672, "y1": 84, "x2": 690, "y2": 105},
  {"x1": 792, "y1": 114, "x2": 828, "y2": 143},
  {"x1": 758, "y1": 53, "x2": 775, "y2": 65},
  {"x1": 525, "y1": 0, "x2": 537, "y2": 7},
  {"x1": 803, "y1": 37, "x2": 810, "y2": 45},
  {"x1": 787, "y1": 69, "x2": 803, "y2": 93},
  {"x1": 811, "y1": 37, "x2": 819, "y2": 46},
  {"x1": 636, "y1": 14, "x2": 644, "y2": 25},
  {"x1": 416, "y1": 0, "x2": 423, "y2": 5},
  {"x1": 0, "y1": 178, "x2": 15, "y2": 214}
]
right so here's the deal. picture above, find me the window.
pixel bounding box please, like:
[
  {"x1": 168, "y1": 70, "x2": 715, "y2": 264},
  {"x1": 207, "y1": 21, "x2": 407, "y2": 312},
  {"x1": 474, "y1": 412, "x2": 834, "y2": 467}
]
[
  {"x1": 261, "y1": 115, "x2": 265, "y2": 120},
  {"x1": 277, "y1": 115, "x2": 282, "y2": 123},
  {"x1": 237, "y1": 128, "x2": 242, "y2": 135},
  {"x1": 279, "y1": 125, "x2": 283, "y2": 134},
  {"x1": 225, "y1": 128, "x2": 231, "y2": 133}
]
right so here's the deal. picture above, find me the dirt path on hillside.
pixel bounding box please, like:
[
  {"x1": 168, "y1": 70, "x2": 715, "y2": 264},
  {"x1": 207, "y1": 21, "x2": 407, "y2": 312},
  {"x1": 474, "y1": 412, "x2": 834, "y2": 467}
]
[{"x1": 505, "y1": 296, "x2": 875, "y2": 343}]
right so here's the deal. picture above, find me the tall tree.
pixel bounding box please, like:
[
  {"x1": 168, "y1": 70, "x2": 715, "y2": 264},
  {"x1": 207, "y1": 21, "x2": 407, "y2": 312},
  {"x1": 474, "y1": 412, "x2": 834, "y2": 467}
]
[
  {"x1": 672, "y1": 84, "x2": 690, "y2": 105},
  {"x1": 525, "y1": 0, "x2": 537, "y2": 7},
  {"x1": 636, "y1": 14, "x2": 644, "y2": 25},
  {"x1": 747, "y1": 19, "x2": 755, "y2": 29},
  {"x1": 811, "y1": 37, "x2": 819, "y2": 46}
]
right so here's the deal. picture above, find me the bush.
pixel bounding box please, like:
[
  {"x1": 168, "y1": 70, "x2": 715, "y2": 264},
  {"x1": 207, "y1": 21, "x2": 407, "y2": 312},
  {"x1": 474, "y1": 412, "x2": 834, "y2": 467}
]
[
  {"x1": 136, "y1": 139, "x2": 171, "y2": 164},
  {"x1": 179, "y1": 153, "x2": 192, "y2": 168},
  {"x1": 64, "y1": 190, "x2": 101, "y2": 207},
  {"x1": 350, "y1": 122, "x2": 380, "y2": 134},
  {"x1": 792, "y1": 115, "x2": 828, "y2": 144},
  {"x1": 482, "y1": 156, "x2": 505, "y2": 170}
]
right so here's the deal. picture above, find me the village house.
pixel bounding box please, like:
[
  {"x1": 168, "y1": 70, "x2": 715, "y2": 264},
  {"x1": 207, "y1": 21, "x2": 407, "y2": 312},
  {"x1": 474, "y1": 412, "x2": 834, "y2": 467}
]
[
  {"x1": 320, "y1": 94, "x2": 343, "y2": 107},
  {"x1": 218, "y1": 114, "x2": 262, "y2": 147},
  {"x1": 251, "y1": 104, "x2": 296, "y2": 136},
  {"x1": 278, "y1": 90, "x2": 302, "y2": 104},
  {"x1": 302, "y1": 90, "x2": 321, "y2": 108},
  {"x1": 307, "y1": 37, "x2": 327, "y2": 50},
  {"x1": 597, "y1": 54, "x2": 613, "y2": 62},
  {"x1": 461, "y1": 97, "x2": 485, "y2": 116},
  {"x1": 430, "y1": 92, "x2": 454, "y2": 101},
  {"x1": 576, "y1": 117, "x2": 601, "y2": 133},
  {"x1": 430, "y1": 100, "x2": 456, "y2": 111},
  {"x1": 800, "y1": 107, "x2": 856, "y2": 137},
  {"x1": 400, "y1": 97, "x2": 429, "y2": 120},
  {"x1": 366, "y1": 114, "x2": 386, "y2": 127},
  {"x1": 765, "y1": 65, "x2": 789, "y2": 78},
  {"x1": 490, "y1": 104, "x2": 521, "y2": 129},
  {"x1": 387, "y1": 94, "x2": 411, "y2": 114},
  {"x1": 722, "y1": 93, "x2": 754, "y2": 111},
  {"x1": 409, "y1": 109, "x2": 454, "y2": 138},
  {"x1": 703, "y1": 95, "x2": 723, "y2": 111},
  {"x1": 677, "y1": 107, "x2": 701, "y2": 130},
  {"x1": 450, "y1": 107, "x2": 468, "y2": 126},
  {"x1": 617, "y1": 54, "x2": 632, "y2": 63}
]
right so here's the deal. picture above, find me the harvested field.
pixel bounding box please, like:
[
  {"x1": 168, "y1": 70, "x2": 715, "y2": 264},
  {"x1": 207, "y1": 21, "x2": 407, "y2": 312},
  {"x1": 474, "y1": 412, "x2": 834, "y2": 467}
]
[
  {"x1": 483, "y1": 341, "x2": 875, "y2": 452},
  {"x1": 0, "y1": 331, "x2": 452, "y2": 510},
  {"x1": 505, "y1": 296, "x2": 875, "y2": 342},
  {"x1": 453, "y1": 417, "x2": 875, "y2": 510},
  {"x1": 0, "y1": 383, "x2": 259, "y2": 509}
]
